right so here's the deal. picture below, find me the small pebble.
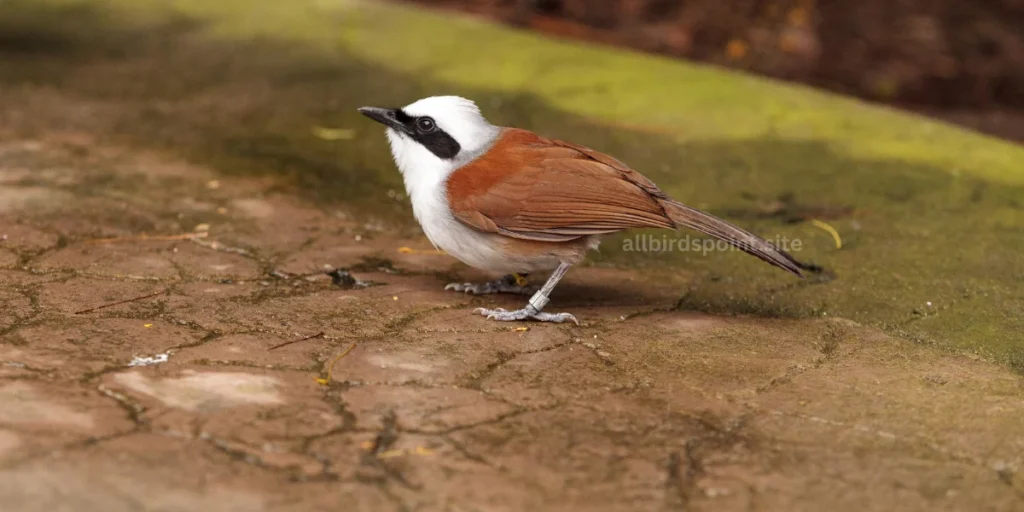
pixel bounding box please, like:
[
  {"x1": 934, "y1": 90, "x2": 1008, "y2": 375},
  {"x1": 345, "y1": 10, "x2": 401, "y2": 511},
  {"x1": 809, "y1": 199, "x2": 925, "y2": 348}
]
[{"x1": 326, "y1": 268, "x2": 359, "y2": 288}]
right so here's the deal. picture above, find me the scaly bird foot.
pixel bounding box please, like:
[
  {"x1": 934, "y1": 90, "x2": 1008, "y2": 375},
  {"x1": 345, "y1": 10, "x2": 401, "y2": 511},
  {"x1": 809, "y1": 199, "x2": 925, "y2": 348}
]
[
  {"x1": 473, "y1": 307, "x2": 579, "y2": 325},
  {"x1": 445, "y1": 274, "x2": 536, "y2": 295}
]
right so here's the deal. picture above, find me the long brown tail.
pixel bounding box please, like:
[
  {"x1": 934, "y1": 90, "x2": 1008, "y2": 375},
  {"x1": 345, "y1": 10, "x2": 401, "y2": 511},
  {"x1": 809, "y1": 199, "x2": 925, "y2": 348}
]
[{"x1": 661, "y1": 200, "x2": 805, "y2": 277}]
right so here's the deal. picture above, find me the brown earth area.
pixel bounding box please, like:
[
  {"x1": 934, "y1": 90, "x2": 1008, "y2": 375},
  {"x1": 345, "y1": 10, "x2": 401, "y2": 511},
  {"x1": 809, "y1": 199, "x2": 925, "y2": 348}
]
[
  {"x1": 2, "y1": 100, "x2": 1024, "y2": 510},
  {"x1": 410, "y1": 0, "x2": 1024, "y2": 143}
]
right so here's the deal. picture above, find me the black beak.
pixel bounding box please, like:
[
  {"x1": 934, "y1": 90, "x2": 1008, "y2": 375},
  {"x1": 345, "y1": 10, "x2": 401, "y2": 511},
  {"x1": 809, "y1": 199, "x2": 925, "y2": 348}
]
[{"x1": 357, "y1": 106, "x2": 410, "y2": 134}]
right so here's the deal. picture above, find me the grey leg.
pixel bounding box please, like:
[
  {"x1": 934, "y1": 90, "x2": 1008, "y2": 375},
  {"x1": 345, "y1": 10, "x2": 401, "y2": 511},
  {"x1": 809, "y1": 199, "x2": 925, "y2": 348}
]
[
  {"x1": 473, "y1": 262, "x2": 578, "y2": 325},
  {"x1": 445, "y1": 273, "x2": 536, "y2": 295}
]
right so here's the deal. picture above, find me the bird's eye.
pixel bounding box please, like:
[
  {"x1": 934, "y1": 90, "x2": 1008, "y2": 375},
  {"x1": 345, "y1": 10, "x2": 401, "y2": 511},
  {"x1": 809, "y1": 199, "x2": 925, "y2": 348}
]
[{"x1": 416, "y1": 117, "x2": 436, "y2": 132}]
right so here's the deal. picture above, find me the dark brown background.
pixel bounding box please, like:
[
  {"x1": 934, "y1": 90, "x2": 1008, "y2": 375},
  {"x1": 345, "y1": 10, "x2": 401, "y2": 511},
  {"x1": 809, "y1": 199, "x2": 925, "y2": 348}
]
[{"x1": 409, "y1": 0, "x2": 1024, "y2": 142}]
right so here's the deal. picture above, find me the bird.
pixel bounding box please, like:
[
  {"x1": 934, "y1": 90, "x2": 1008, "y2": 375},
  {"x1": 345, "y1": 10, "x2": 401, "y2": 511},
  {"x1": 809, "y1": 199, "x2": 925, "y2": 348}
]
[{"x1": 358, "y1": 96, "x2": 808, "y2": 325}]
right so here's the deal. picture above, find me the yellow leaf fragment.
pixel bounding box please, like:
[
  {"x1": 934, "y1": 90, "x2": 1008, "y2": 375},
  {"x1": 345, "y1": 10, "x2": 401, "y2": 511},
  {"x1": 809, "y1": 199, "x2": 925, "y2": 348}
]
[
  {"x1": 511, "y1": 273, "x2": 529, "y2": 287},
  {"x1": 312, "y1": 126, "x2": 355, "y2": 141},
  {"x1": 396, "y1": 246, "x2": 446, "y2": 255},
  {"x1": 809, "y1": 219, "x2": 843, "y2": 249}
]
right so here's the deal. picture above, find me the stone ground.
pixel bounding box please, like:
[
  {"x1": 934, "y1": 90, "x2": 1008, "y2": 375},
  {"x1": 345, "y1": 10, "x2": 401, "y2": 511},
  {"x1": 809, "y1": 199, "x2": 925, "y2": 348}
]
[
  {"x1": 2, "y1": 129, "x2": 1024, "y2": 511},
  {"x1": 0, "y1": 1, "x2": 1022, "y2": 509}
]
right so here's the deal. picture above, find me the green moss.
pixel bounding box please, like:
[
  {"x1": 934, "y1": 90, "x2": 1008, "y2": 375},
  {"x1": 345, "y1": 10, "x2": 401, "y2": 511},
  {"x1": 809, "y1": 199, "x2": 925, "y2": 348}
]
[
  {"x1": 5, "y1": 0, "x2": 1023, "y2": 369},
  {"x1": 54, "y1": 0, "x2": 1024, "y2": 185}
]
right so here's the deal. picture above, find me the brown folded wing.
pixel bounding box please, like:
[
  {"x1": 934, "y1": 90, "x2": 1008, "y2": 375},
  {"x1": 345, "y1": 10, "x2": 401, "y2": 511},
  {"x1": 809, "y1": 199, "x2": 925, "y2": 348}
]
[
  {"x1": 445, "y1": 128, "x2": 805, "y2": 277},
  {"x1": 445, "y1": 128, "x2": 674, "y2": 242}
]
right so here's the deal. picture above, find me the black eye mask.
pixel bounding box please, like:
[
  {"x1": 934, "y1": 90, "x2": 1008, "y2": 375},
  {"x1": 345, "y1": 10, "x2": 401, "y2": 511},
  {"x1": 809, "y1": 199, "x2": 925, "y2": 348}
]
[{"x1": 397, "y1": 109, "x2": 461, "y2": 160}]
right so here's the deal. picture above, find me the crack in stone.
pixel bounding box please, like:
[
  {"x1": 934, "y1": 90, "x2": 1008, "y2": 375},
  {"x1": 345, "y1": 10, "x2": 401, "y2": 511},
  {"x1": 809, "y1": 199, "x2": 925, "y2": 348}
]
[
  {"x1": 356, "y1": 411, "x2": 421, "y2": 492},
  {"x1": 188, "y1": 358, "x2": 318, "y2": 373},
  {"x1": 33, "y1": 267, "x2": 177, "y2": 282},
  {"x1": 440, "y1": 433, "x2": 497, "y2": 469},
  {"x1": 753, "y1": 354, "x2": 863, "y2": 395},
  {"x1": 200, "y1": 434, "x2": 324, "y2": 479},
  {"x1": 400, "y1": 402, "x2": 564, "y2": 437},
  {"x1": 97, "y1": 384, "x2": 147, "y2": 426},
  {"x1": 664, "y1": 439, "x2": 703, "y2": 510},
  {"x1": 461, "y1": 335, "x2": 575, "y2": 390},
  {"x1": 164, "y1": 329, "x2": 225, "y2": 352},
  {"x1": 80, "y1": 364, "x2": 131, "y2": 384},
  {"x1": 0, "y1": 428, "x2": 143, "y2": 470}
]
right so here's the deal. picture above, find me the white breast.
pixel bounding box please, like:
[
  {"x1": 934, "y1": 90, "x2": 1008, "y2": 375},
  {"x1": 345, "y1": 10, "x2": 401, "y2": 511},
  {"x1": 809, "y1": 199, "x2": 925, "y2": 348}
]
[{"x1": 387, "y1": 129, "x2": 540, "y2": 273}]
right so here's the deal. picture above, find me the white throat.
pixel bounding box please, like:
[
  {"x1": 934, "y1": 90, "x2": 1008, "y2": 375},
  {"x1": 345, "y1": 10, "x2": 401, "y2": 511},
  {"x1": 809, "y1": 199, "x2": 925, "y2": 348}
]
[
  {"x1": 383, "y1": 96, "x2": 501, "y2": 242},
  {"x1": 385, "y1": 127, "x2": 499, "y2": 247}
]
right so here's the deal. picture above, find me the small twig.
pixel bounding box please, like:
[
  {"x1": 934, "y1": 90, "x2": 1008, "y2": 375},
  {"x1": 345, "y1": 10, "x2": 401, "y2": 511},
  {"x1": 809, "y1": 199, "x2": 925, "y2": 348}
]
[
  {"x1": 269, "y1": 269, "x2": 292, "y2": 280},
  {"x1": 190, "y1": 236, "x2": 251, "y2": 256},
  {"x1": 267, "y1": 331, "x2": 325, "y2": 351},
  {"x1": 85, "y1": 232, "x2": 208, "y2": 244},
  {"x1": 316, "y1": 342, "x2": 357, "y2": 384},
  {"x1": 74, "y1": 290, "x2": 163, "y2": 314}
]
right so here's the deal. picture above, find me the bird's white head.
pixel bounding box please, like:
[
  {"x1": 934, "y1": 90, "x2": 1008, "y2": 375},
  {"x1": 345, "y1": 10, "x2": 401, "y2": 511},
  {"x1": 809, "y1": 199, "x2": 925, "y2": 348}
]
[{"x1": 358, "y1": 96, "x2": 500, "y2": 181}]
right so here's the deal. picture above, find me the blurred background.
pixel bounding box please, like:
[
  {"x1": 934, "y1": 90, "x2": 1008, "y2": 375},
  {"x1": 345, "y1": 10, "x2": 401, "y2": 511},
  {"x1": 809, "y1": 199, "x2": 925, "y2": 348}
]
[{"x1": 412, "y1": 0, "x2": 1024, "y2": 142}]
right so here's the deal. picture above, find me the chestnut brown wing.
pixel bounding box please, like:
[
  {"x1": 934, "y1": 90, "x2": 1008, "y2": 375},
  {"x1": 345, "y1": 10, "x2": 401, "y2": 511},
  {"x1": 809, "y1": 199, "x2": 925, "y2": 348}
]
[
  {"x1": 445, "y1": 128, "x2": 804, "y2": 276},
  {"x1": 446, "y1": 132, "x2": 674, "y2": 242}
]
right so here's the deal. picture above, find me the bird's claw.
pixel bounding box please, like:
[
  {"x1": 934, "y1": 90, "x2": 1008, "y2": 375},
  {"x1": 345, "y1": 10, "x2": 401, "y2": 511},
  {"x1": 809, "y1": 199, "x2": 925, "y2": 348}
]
[{"x1": 473, "y1": 307, "x2": 579, "y2": 325}]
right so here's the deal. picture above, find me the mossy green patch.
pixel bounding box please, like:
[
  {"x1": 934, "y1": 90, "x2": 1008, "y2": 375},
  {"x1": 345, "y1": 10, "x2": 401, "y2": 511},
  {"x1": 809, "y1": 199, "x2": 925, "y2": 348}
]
[
  {"x1": 4, "y1": 0, "x2": 1023, "y2": 368},
  {"x1": 49, "y1": 0, "x2": 1024, "y2": 185}
]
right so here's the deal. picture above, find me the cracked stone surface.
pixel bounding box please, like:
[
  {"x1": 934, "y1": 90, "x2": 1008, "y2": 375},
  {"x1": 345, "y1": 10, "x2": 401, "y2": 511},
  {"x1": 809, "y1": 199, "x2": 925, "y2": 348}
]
[
  {"x1": 0, "y1": 1, "x2": 1022, "y2": 509},
  {"x1": 1, "y1": 135, "x2": 1022, "y2": 512}
]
